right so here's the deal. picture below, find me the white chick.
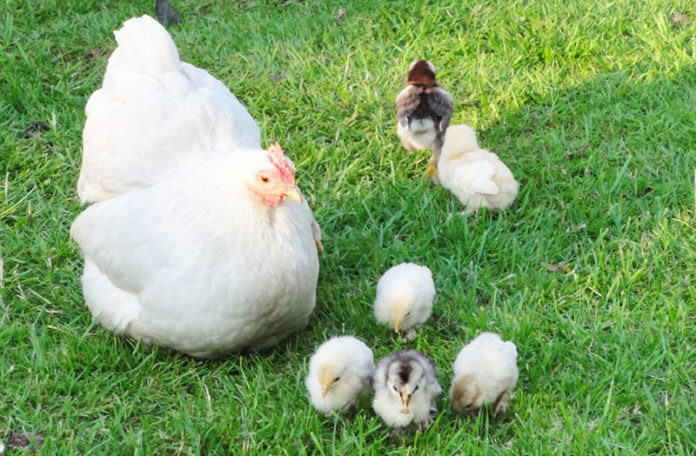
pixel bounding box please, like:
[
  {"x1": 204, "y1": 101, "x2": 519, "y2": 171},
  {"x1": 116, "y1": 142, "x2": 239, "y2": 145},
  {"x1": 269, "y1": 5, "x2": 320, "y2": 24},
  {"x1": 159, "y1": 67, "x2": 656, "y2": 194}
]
[
  {"x1": 372, "y1": 349, "x2": 442, "y2": 433},
  {"x1": 449, "y1": 332, "x2": 519, "y2": 415},
  {"x1": 374, "y1": 263, "x2": 435, "y2": 341},
  {"x1": 305, "y1": 336, "x2": 374, "y2": 414},
  {"x1": 437, "y1": 124, "x2": 519, "y2": 212}
]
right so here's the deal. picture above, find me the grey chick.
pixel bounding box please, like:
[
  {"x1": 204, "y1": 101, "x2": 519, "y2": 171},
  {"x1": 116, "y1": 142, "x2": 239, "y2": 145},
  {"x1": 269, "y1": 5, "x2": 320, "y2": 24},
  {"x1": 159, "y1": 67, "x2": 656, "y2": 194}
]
[
  {"x1": 395, "y1": 60, "x2": 454, "y2": 183},
  {"x1": 372, "y1": 349, "x2": 442, "y2": 433}
]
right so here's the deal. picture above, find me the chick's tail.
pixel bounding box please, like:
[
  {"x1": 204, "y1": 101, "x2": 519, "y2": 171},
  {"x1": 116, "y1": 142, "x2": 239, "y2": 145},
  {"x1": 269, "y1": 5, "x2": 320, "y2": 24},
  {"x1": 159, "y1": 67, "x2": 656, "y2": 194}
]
[{"x1": 453, "y1": 161, "x2": 499, "y2": 195}]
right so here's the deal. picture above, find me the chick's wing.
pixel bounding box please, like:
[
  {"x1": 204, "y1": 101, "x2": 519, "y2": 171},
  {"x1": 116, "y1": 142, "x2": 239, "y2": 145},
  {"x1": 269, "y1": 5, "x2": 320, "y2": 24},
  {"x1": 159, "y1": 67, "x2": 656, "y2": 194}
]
[
  {"x1": 396, "y1": 85, "x2": 423, "y2": 127},
  {"x1": 426, "y1": 87, "x2": 454, "y2": 132}
]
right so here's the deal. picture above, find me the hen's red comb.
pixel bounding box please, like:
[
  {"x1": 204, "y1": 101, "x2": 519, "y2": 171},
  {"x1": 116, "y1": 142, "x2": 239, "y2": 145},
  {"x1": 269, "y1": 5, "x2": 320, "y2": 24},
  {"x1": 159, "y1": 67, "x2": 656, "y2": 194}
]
[{"x1": 268, "y1": 142, "x2": 295, "y2": 185}]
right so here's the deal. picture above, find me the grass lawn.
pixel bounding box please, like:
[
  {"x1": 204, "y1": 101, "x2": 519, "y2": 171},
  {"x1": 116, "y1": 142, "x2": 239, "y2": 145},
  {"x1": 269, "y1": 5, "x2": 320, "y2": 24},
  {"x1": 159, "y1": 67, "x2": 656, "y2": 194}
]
[{"x1": 2, "y1": 0, "x2": 695, "y2": 453}]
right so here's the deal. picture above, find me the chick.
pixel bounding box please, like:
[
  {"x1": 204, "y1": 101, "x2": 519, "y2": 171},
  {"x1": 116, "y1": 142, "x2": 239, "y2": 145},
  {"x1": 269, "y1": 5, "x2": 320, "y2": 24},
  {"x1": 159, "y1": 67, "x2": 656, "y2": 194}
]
[
  {"x1": 449, "y1": 332, "x2": 519, "y2": 416},
  {"x1": 395, "y1": 60, "x2": 454, "y2": 182},
  {"x1": 438, "y1": 124, "x2": 519, "y2": 212},
  {"x1": 305, "y1": 336, "x2": 374, "y2": 414},
  {"x1": 374, "y1": 263, "x2": 435, "y2": 341},
  {"x1": 372, "y1": 349, "x2": 442, "y2": 433}
]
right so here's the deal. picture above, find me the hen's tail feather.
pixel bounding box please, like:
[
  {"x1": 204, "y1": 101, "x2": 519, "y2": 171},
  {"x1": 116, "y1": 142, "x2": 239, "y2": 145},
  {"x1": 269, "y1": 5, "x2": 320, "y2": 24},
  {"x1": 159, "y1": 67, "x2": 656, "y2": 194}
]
[{"x1": 108, "y1": 15, "x2": 181, "y2": 79}]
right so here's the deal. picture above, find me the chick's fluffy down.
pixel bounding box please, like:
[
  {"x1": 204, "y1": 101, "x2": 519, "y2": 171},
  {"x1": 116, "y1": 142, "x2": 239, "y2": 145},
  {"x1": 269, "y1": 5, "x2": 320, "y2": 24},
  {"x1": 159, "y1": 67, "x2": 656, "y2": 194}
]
[
  {"x1": 371, "y1": 350, "x2": 441, "y2": 427},
  {"x1": 305, "y1": 336, "x2": 374, "y2": 414},
  {"x1": 374, "y1": 263, "x2": 435, "y2": 331},
  {"x1": 437, "y1": 124, "x2": 519, "y2": 212},
  {"x1": 450, "y1": 332, "x2": 518, "y2": 411}
]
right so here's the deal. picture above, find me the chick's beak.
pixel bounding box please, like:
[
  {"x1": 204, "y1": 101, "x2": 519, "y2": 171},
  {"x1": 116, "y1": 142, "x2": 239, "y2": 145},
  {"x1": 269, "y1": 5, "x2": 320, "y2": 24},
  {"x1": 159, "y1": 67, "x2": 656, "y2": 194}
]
[
  {"x1": 282, "y1": 186, "x2": 303, "y2": 203},
  {"x1": 321, "y1": 385, "x2": 330, "y2": 398},
  {"x1": 393, "y1": 319, "x2": 402, "y2": 333},
  {"x1": 400, "y1": 392, "x2": 410, "y2": 413}
]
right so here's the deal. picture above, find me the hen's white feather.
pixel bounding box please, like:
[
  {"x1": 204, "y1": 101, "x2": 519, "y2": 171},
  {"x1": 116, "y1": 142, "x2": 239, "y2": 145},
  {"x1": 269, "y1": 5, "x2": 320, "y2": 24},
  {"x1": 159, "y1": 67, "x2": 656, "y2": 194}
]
[
  {"x1": 71, "y1": 150, "x2": 319, "y2": 358},
  {"x1": 374, "y1": 263, "x2": 435, "y2": 332},
  {"x1": 305, "y1": 336, "x2": 374, "y2": 414},
  {"x1": 78, "y1": 15, "x2": 261, "y2": 203},
  {"x1": 450, "y1": 332, "x2": 518, "y2": 408},
  {"x1": 438, "y1": 124, "x2": 519, "y2": 212}
]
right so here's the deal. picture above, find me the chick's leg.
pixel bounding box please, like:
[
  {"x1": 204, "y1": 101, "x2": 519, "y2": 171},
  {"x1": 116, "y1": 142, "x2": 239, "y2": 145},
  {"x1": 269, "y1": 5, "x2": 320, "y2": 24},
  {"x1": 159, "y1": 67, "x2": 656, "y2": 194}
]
[
  {"x1": 493, "y1": 390, "x2": 511, "y2": 414},
  {"x1": 399, "y1": 328, "x2": 418, "y2": 343},
  {"x1": 415, "y1": 417, "x2": 434, "y2": 434},
  {"x1": 389, "y1": 427, "x2": 406, "y2": 438},
  {"x1": 426, "y1": 147, "x2": 440, "y2": 184}
]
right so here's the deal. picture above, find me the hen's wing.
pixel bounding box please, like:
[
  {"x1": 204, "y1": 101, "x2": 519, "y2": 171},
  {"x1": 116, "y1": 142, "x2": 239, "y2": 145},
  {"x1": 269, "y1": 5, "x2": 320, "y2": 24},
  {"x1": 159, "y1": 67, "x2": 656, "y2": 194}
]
[
  {"x1": 78, "y1": 15, "x2": 261, "y2": 203},
  {"x1": 72, "y1": 183, "x2": 191, "y2": 296},
  {"x1": 71, "y1": 160, "x2": 251, "y2": 320}
]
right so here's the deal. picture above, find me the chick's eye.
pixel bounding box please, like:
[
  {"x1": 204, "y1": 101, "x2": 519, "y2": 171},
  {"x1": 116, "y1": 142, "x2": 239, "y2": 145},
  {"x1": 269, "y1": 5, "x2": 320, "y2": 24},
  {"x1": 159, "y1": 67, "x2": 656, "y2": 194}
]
[
  {"x1": 393, "y1": 385, "x2": 398, "y2": 392},
  {"x1": 413, "y1": 385, "x2": 419, "y2": 392},
  {"x1": 260, "y1": 175, "x2": 270, "y2": 183},
  {"x1": 334, "y1": 376, "x2": 341, "y2": 382}
]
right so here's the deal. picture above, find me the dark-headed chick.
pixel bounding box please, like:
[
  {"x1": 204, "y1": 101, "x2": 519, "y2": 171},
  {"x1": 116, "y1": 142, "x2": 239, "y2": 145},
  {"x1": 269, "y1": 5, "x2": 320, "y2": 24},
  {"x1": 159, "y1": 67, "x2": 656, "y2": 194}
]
[
  {"x1": 372, "y1": 349, "x2": 441, "y2": 433},
  {"x1": 395, "y1": 60, "x2": 454, "y2": 182}
]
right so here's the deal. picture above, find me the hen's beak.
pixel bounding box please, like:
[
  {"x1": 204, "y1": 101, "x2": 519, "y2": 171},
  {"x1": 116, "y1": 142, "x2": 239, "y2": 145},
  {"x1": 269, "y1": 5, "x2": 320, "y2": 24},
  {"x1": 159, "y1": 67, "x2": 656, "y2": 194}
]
[{"x1": 282, "y1": 186, "x2": 303, "y2": 203}]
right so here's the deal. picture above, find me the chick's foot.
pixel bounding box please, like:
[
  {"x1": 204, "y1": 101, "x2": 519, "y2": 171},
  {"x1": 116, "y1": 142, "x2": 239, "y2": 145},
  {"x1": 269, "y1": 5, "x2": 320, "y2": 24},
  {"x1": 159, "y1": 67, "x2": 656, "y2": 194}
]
[
  {"x1": 399, "y1": 328, "x2": 418, "y2": 342},
  {"x1": 425, "y1": 161, "x2": 439, "y2": 184}
]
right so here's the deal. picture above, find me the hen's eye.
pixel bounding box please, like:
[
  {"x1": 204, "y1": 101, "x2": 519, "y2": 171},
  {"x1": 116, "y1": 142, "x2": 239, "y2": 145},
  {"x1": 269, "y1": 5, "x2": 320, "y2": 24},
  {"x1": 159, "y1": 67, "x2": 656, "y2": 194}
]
[{"x1": 260, "y1": 175, "x2": 270, "y2": 183}]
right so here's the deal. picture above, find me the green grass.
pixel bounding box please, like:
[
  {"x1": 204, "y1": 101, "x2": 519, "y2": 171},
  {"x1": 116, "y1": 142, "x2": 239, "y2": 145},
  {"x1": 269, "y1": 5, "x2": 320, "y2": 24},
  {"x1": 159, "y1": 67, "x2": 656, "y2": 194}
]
[{"x1": 1, "y1": 0, "x2": 695, "y2": 454}]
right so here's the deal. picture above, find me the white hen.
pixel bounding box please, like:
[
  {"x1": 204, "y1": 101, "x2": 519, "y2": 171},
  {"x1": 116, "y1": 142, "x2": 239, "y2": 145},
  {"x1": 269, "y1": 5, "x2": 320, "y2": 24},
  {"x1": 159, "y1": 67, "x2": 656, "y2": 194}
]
[
  {"x1": 71, "y1": 16, "x2": 322, "y2": 358},
  {"x1": 71, "y1": 145, "x2": 319, "y2": 358},
  {"x1": 78, "y1": 15, "x2": 260, "y2": 203},
  {"x1": 437, "y1": 124, "x2": 519, "y2": 212},
  {"x1": 449, "y1": 332, "x2": 519, "y2": 415},
  {"x1": 305, "y1": 336, "x2": 374, "y2": 414},
  {"x1": 374, "y1": 263, "x2": 435, "y2": 340}
]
